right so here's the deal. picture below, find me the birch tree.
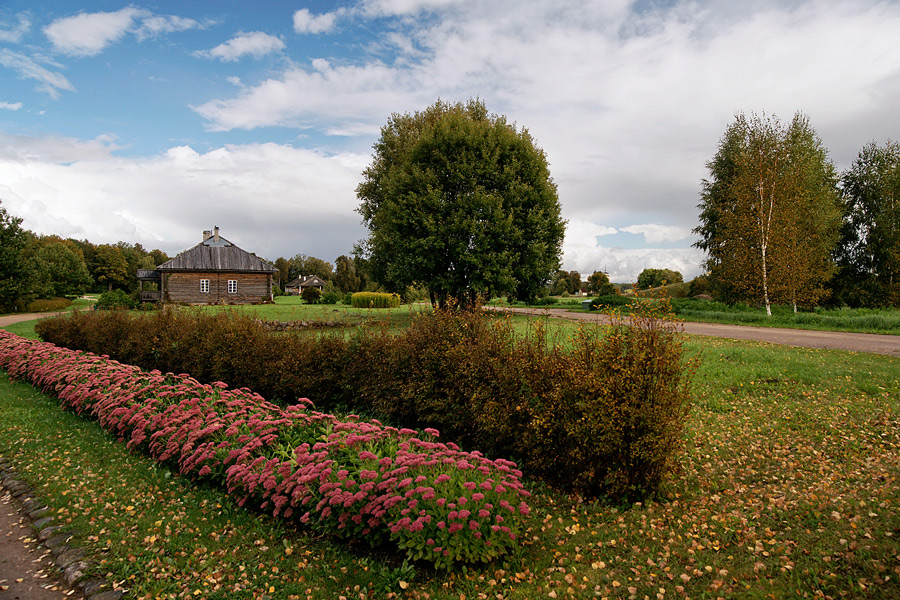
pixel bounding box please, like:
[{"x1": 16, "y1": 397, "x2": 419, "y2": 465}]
[{"x1": 695, "y1": 113, "x2": 840, "y2": 313}]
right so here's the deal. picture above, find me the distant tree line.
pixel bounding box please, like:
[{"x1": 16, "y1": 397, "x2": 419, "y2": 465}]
[
  {"x1": 0, "y1": 201, "x2": 171, "y2": 312},
  {"x1": 695, "y1": 112, "x2": 900, "y2": 310}
]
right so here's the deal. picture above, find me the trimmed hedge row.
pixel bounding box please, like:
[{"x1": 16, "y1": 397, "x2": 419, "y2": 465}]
[
  {"x1": 351, "y1": 292, "x2": 401, "y2": 308},
  {"x1": 35, "y1": 305, "x2": 694, "y2": 500},
  {"x1": 0, "y1": 330, "x2": 530, "y2": 569}
]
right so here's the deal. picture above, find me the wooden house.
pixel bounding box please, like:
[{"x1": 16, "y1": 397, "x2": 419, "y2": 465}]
[
  {"x1": 284, "y1": 275, "x2": 327, "y2": 295},
  {"x1": 138, "y1": 227, "x2": 276, "y2": 304}
]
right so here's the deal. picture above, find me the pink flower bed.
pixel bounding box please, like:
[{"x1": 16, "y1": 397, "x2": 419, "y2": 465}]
[{"x1": 0, "y1": 330, "x2": 530, "y2": 569}]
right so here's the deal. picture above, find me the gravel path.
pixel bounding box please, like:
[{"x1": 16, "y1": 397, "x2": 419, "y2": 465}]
[
  {"x1": 487, "y1": 306, "x2": 900, "y2": 357},
  {"x1": 0, "y1": 491, "x2": 83, "y2": 600}
]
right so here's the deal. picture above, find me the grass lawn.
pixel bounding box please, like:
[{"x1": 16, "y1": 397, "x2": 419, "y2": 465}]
[
  {"x1": 1, "y1": 316, "x2": 898, "y2": 599},
  {"x1": 193, "y1": 295, "x2": 432, "y2": 332},
  {"x1": 506, "y1": 296, "x2": 900, "y2": 336}
]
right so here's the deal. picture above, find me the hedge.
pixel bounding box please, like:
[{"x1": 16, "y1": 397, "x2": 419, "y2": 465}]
[
  {"x1": 0, "y1": 330, "x2": 530, "y2": 569},
  {"x1": 35, "y1": 305, "x2": 694, "y2": 500}
]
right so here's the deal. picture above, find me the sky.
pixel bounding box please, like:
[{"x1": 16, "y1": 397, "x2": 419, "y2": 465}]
[{"x1": 1, "y1": 1, "x2": 899, "y2": 282}]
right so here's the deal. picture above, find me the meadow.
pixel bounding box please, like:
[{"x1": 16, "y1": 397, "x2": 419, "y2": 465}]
[{"x1": 0, "y1": 311, "x2": 898, "y2": 599}]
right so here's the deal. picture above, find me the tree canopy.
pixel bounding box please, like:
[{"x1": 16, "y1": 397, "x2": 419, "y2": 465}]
[
  {"x1": 586, "y1": 270, "x2": 616, "y2": 296},
  {"x1": 694, "y1": 112, "x2": 840, "y2": 314},
  {"x1": 356, "y1": 99, "x2": 565, "y2": 308},
  {"x1": 636, "y1": 268, "x2": 683, "y2": 290},
  {"x1": 0, "y1": 201, "x2": 34, "y2": 311},
  {"x1": 833, "y1": 140, "x2": 900, "y2": 307}
]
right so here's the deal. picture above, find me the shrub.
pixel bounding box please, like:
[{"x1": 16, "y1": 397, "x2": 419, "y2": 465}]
[
  {"x1": 0, "y1": 330, "x2": 530, "y2": 569},
  {"x1": 301, "y1": 287, "x2": 323, "y2": 304},
  {"x1": 95, "y1": 289, "x2": 136, "y2": 310},
  {"x1": 351, "y1": 292, "x2": 401, "y2": 309},
  {"x1": 25, "y1": 297, "x2": 72, "y2": 313},
  {"x1": 533, "y1": 296, "x2": 558, "y2": 306},
  {"x1": 590, "y1": 294, "x2": 632, "y2": 310},
  {"x1": 341, "y1": 293, "x2": 354, "y2": 305},
  {"x1": 34, "y1": 304, "x2": 694, "y2": 500},
  {"x1": 320, "y1": 291, "x2": 341, "y2": 305}
]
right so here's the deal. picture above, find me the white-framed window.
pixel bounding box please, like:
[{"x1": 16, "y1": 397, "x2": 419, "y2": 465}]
[
  {"x1": 228, "y1": 279, "x2": 237, "y2": 294},
  {"x1": 200, "y1": 279, "x2": 210, "y2": 293}
]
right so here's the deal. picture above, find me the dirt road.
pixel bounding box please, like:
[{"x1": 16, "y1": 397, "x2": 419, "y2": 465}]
[{"x1": 488, "y1": 306, "x2": 900, "y2": 357}]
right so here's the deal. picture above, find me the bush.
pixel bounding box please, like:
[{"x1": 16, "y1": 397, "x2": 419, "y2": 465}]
[
  {"x1": 35, "y1": 304, "x2": 694, "y2": 501},
  {"x1": 533, "y1": 296, "x2": 558, "y2": 306},
  {"x1": 351, "y1": 292, "x2": 401, "y2": 309},
  {"x1": 320, "y1": 291, "x2": 341, "y2": 305},
  {"x1": 301, "y1": 287, "x2": 322, "y2": 304},
  {"x1": 341, "y1": 293, "x2": 354, "y2": 305},
  {"x1": 25, "y1": 297, "x2": 72, "y2": 313},
  {"x1": 589, "y1": 294, "x2": 632, "y2": 310},
  {"x1": 95, "y1": 289, "x2": 136, "y2": 310}
]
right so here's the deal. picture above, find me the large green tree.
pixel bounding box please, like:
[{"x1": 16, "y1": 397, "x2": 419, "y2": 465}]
[
  {"x1": 694, "y1": 112, "x2": 840, "y2": 314},
  {"x1": 93, "y1": 244, "x2": 130, "y2": 292},
  {"x1": 357, "y1": 99, "x2": 565, "y2": 307},
  {"x1": 833, "y1": 140, "x2": 900, "y2": 306},
  {"x1": 636, "y1": 268, "x2": 683, "y2": 290},
  {"x1": 586, "y1": 270, "x2": 616, "y2": 295},
  {"x1": 0, "y1": 201, "x2": 35, "y2": 311},
  {"x1": 28, "y1": 238, "x2": 93, "y2": 298},
  {"x1": 333, "y1": 255, "x2": 361, "y2": 294}
]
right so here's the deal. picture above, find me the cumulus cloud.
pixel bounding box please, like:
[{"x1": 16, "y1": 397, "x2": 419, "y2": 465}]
[
  {"x1": 192, "y1": 0, "x2": 900, "y2": 248},
  {"x1": 0, "y1": 50, "x2": 75, "y2": 99},
  {"x1": 619, "y1": 224, "x2": 693, "y2": 244},
  {"x1": 43, "y1": 8, "x2": 201, "y2": 56},
  {"x1": 0, "y1": 136, "x2": 369, "y2": 261},
  {"x1": 43, "y1": 7, "x2": 144, "y2": 56},
  {"x1": 562, "y1": 219, "x2": 704, "y2": 281},
  {"x1": 196, "y1": 31, "x2": 285, "y2": 61},
  {"x1": 0, "y1": 13, "x2": 31, "y2": 43},
  {"x1": 293, "y1": 9, "x2": 340, "y2": 34},
  {"x1": 0, "y1": 102, "x2": 22, "y2": 111}
]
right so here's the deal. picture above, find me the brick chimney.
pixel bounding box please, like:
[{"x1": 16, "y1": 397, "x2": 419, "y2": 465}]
[
  {"x1": 214, "y1": 226, "x2": 220, "y2": 243},
  {"x1": 203, "y1": 229, "x2": 212, "y2": 241}
]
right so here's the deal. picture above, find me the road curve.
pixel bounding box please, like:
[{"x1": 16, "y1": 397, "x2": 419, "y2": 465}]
[{"x1": 485, "y1": 306, "x2": 900, "y2": 357}]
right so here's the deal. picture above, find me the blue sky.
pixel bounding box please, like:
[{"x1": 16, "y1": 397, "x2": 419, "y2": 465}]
[{"x1": 2, "y1": 1, "x2": 900, "y2": 281}]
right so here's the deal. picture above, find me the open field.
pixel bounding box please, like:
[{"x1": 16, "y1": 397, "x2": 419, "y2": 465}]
[{"x1": 1, "y1": 316, "x2": 898, "y2": 599}]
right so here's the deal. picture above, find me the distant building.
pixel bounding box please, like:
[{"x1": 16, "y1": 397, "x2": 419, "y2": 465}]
[
  {"x1": 137, "y1": 227, "x2": 276, "y2": 304},
  {"x1": 284, "y1": 275, "x2": 327, "y2": 295}
]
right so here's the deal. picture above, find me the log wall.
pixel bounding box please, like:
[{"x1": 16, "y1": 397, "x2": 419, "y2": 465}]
[{"x1": 163, "y1": 272, "x2": 272, "y2": 304}]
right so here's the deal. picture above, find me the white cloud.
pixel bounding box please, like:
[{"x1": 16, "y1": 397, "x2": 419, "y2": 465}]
[
  {"x1": 133, "y1": 14, "x2": 202, "y2": 41},
  {"x1": 0, "y1": 132, "x2": 119, "y2": 162},
  {"x1": 0, "y1": 50, "x2": 75, "y2": 99},
  {"x1": 0, "y1": 102, "x2": 23, "y2": 111},
  {"x1": 619, "y1": 224, "x2": 692, "y2": 244},
  {"x1": 0, "y1": 136, "x2": 369, "y2": 261},
  {"x1": 197, "y1": 31, "x2": 285, "y2": 61},
  {"x1": 0, "y1": 13, "x2": 31, "y2": 43},
  {"x1": 192, "y1": 0, "x2": 900, "y2": 248},
  {"x1": 43, "y1": 8, "x2": 201, "y2": 56},
  {"x1": 192, "y1": 60, "x2": 420, "y2": 131},
  {"x1": 43, "y1": 7, "x2": 144, "y2": 56},
  {"x1": 293, "y1": 9, "x2": 340, "y2": 34}
]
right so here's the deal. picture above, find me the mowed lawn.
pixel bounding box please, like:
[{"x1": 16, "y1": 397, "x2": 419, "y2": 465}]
[{"x1": 0, "y1": 315, "x2": 898, "y2": 599}]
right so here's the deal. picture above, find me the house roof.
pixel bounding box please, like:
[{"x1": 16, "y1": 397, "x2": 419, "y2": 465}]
[
  {"x1": 300, "y1": 276, "x2": 327, "y2": 287},
  {"x1": 157, "y1": 235, "x2": 276, "y2": 273},
  {"x1": 285, "y1": 276, "x2": 327, "y2": 288}
]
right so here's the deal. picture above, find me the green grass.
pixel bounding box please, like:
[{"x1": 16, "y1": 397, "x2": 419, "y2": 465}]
[
  {"x1": 187, "y1": 295, "x2": 432, "y2": 332},
  {"x1": 1, "y1": 320, "x2": 899, "y2": 599},
  {"x1": 555, "y1": 296, "x2": 900, "y2": 335}
]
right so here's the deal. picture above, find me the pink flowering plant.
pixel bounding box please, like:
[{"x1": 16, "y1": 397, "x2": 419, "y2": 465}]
[{"x1": 0, "y1": 330, "x2": 530, "y2": 569}]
